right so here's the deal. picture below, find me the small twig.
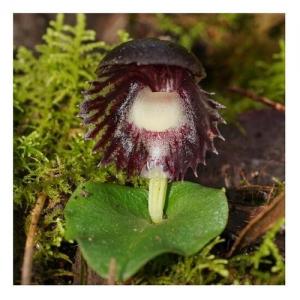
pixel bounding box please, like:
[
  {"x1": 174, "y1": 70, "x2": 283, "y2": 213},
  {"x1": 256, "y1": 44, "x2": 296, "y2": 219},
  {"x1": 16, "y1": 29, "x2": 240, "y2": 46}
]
[
  {"x1": 21, "y1": 193, "x2": 47, "y2": 285},
  {"x1": 239, "y1": 169, "x2": 251, "y2": 186},
  {"x1": 106, "y1": 257, "x2": 117, "y2": 285},
  {"x1": 228, "y1": 86, "x2": 285, "y2": 112},
  {"x1": 226, "y1": 191, "x2": 285, "y2": 257}
]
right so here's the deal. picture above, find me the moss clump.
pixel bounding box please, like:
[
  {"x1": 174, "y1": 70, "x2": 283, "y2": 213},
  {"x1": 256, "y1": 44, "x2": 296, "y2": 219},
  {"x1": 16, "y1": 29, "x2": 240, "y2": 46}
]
[
  {"x1": 249, "y1": 39, "x2": 285, "y2": 101},
  {"x1": 13, "y1": 14, "x2": 142, "y2": 284}
]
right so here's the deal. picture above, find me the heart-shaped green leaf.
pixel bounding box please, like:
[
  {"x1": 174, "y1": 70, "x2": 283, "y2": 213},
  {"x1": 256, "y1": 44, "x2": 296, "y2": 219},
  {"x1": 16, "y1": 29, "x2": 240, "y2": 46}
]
[{"x1": 65, "y1": 181, "x2": 228, "y2": 281}]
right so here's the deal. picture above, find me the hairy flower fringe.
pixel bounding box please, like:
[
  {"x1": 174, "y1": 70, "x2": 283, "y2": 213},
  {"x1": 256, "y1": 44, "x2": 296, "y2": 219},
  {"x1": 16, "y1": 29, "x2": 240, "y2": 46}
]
[{"x1": 80, "y1": 64, "x2": 225, "y2": 180}]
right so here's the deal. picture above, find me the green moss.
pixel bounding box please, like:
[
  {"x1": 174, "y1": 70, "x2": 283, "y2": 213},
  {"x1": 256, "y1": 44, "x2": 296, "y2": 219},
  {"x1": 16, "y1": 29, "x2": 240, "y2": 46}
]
[
  {"x1": 249, "y1": 39, "x2": 285, "y2": 101},
  {"x1": 225, "y1": 218, "x2": 285, "y2": 285},
  {"x1": 13, "y1": 13, "x2": 136, "y2": 283}
]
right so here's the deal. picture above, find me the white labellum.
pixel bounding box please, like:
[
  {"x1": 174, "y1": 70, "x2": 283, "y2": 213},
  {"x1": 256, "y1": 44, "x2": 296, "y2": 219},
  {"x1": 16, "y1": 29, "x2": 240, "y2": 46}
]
[{"x1": 128, "y1": 87, "x2": 186, "y2": 132}]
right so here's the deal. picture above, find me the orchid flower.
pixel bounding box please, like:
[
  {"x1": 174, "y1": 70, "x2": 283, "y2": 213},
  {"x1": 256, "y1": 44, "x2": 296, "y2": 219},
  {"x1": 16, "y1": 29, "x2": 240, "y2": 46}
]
[{"x1": 80, "y1": 38, "x2": 225, "y2": 223}]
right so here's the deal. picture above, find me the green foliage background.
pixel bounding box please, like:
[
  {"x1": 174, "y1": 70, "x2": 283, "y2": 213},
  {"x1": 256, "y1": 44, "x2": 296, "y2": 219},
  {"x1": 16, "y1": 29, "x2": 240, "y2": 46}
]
[{"x1": 14, "y1": 14, "x2": 284, "y2": 284}]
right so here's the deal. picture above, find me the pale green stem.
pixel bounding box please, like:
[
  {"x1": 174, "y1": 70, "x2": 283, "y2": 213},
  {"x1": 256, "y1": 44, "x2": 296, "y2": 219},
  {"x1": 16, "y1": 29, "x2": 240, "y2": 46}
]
[{"x1": 148, "y1": 172, "x2": 168, "y2": 224}]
